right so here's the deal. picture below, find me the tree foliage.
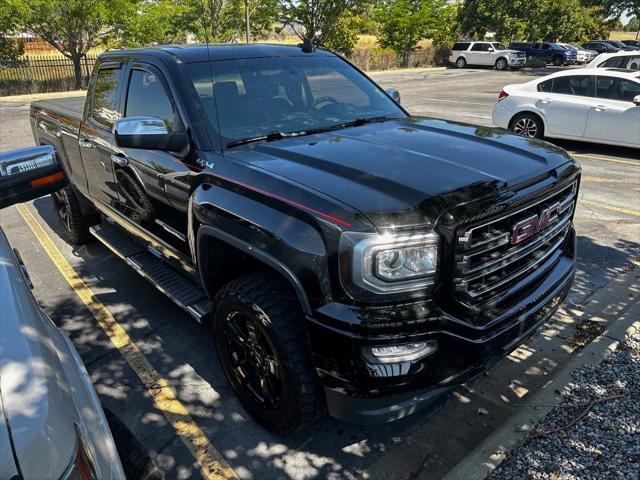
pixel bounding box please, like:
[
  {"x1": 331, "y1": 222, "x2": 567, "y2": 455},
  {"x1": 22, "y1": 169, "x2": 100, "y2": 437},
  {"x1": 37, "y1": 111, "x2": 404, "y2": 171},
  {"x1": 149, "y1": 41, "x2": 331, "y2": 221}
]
[
  {"x1": 279, "y1": 0, "x2": 364, "y2": 53},
  {"x1": 7, "y1": 0, "x2": 134, "y2": 88},
  {"x1": 374, "y1": 0, "x2": 454, "y2": 65},
  {"x1": 459, "y1": 0, "x2": 609, "y2": 42},
  {"x1": 0, "y1": 0, "x2": 24, "y2": 63}
]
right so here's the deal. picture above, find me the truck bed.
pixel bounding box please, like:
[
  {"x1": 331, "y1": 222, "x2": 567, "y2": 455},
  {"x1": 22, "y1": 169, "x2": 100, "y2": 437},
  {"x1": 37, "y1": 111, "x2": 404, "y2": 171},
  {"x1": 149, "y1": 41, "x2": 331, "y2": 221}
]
[{"x1": 33, "y1": 96, "x2": 85, "y2": 121}]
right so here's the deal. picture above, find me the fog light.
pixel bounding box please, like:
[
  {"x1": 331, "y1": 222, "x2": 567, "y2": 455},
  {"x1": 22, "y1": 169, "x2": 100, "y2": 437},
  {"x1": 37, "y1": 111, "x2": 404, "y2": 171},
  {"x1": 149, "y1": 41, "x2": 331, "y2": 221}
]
[{"x1": 366, "y1": 341, "x2": 437, "y2": 364}]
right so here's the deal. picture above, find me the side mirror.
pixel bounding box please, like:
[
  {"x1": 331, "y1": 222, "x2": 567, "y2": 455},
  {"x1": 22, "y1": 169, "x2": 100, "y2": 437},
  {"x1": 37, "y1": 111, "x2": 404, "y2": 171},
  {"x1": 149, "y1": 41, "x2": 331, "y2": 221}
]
[
  {"x1": 385, "y1": 88, "x2": 401, "y2": 104},
  {"x1": 113, "y1": 116, "x2": 187, "y2": 151},
  {"x1": 0, "y1": 145, "x2": 65, "y2": 209},
  {"x1": 634, "y1": 95, "x2": 640, "y2": 106}
]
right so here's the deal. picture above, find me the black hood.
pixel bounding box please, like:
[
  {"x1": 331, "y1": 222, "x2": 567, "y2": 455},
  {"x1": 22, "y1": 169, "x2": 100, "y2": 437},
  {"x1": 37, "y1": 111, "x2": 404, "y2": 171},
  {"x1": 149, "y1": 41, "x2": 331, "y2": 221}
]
[{"x1": 227, "y1": 117, "x2": 574, "y2": 228}]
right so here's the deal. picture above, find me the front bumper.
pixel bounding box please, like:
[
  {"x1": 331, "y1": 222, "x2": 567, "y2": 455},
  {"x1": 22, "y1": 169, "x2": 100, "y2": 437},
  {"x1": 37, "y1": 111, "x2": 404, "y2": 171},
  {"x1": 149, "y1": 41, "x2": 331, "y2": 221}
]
[
  {"x1": 308, "y1": 228, "x2": 576, "y2": 424},
  {"x1": 507, "y1": 56, "x2": 526, "y2": 66}
]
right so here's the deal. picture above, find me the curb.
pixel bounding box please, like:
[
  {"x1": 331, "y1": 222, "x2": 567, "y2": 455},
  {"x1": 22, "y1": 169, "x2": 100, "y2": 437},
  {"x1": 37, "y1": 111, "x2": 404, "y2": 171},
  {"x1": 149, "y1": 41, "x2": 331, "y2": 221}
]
[{"x1": 441, "y1": 301, "x2": 640, "y2": 480}]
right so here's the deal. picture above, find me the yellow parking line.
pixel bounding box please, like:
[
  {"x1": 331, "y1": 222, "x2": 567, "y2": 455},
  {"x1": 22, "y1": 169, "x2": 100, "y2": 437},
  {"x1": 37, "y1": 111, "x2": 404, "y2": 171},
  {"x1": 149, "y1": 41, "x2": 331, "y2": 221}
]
[
  {"x1": 579, "y1": 199, "x2": 640, "y2": 217},
  {"x1": 16, "y1": 204, "x2": 237, "y2": 480},
  {"x1": 572, "y1": 153, "x2": 640, "y2": 167}
]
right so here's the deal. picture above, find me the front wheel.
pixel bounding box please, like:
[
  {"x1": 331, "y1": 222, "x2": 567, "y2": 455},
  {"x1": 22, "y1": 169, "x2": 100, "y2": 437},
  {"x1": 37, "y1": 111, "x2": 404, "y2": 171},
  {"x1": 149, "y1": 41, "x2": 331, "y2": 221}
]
[
  {"x1": 456, "y1": 57, "x2": 466, "y2": 69},
  {"x1": 213, "y1": 273, "x2": 324, "y2": 434},
  {"x1": 511, "y1": 113, "x2": 544, "y2": 139},
  {"x1": 495, "y1": 58, "x2": 508, "y2": 71},
  {"x1": 552, "y1": 55, "x2": 563, "y2": 66}
]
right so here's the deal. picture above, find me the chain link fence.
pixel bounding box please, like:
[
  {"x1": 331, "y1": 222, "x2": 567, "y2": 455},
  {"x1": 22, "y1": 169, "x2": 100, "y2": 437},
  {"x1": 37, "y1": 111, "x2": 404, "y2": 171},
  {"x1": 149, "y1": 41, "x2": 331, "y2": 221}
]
[{"x1": 0, "y1": 54, "x2": 98, "y2": 97}]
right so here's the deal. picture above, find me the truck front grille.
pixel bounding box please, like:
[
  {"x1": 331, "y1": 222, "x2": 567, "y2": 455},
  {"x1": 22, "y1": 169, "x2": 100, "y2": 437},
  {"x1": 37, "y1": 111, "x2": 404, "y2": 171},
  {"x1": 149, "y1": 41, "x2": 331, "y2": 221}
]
[{"x1": 453, "y1": 181, "x2": 577, "y2": 311}]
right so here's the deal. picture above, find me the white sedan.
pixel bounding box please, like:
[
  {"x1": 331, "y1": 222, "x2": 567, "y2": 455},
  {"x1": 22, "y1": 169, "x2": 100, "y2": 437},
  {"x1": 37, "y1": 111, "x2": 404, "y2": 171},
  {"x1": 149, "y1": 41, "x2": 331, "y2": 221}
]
[{"x1": 492, "y1": 69, "x2": 640, "y2": 148}]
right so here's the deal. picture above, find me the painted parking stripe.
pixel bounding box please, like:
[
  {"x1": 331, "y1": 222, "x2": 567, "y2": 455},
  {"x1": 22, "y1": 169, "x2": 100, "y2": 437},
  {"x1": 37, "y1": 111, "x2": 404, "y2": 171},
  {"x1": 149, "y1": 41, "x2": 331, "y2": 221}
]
[
  {"x1": 572, "y1": 153, "x2": 640, "y2": 167},
  {"x1": 579, "y1": 199, "x2": 640, "y2": 217},
  {"x1": 16, "y1": 204, "x2": 238, "y2": 480}
]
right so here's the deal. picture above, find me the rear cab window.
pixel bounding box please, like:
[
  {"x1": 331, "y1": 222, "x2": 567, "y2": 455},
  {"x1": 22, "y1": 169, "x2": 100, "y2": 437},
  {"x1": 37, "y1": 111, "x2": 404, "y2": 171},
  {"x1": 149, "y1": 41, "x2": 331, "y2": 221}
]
[{"x1": 91, "y1": 67, "x2": 122, "y2": 128}]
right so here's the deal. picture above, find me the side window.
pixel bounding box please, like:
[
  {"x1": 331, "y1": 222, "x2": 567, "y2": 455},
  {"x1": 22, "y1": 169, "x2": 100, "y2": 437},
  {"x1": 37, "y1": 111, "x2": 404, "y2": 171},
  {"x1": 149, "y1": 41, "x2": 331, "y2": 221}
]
[
  {"x1": 602, "y1": 57, "x2": 625, "y2": 68},
  {"x1": 452, "y1": 42, "x2": 470, "y2": 51},
  {"x1": 621, "y1": 80, "x2": 640, "y2": 102},
  {"x1": 532, "y1": 43, "x2": 541, "y2": 49},
  {"x1": 471, "y1": 43, "x2": 486, "y2": 52},
  {"x1": 595, "y1": 77, "x2": 630, "y2": 101},
  {"x1": 538, "y1": 79, "x2": 553, "y2": 92},
  {"x1": 125, "y1": 69, "x2": 176, "y2": 130},
  {"x1": 91, "y1": 68, "x2": 121, "y2": 128},
  {"x1": 624, "y1": 56, "x2": 640, "y2": 70},
  {"x1": 541, "y1": 44, "x2": 550, "y2": 50},
  {"x1": 551, "y1": 76, "x2": 591, "y2": 96}
]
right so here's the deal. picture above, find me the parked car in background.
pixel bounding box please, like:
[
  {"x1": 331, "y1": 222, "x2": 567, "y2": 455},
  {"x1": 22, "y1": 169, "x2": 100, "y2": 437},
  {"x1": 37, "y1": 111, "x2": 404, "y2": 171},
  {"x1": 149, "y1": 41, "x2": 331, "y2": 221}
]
[
  {"x1": 492, "y1": 68, "x2": 640, "y2": 148},
  {"x1": 582, "y1": 41, "x2": 620, "y2": 54},
  {"x1": 508, "y1": 42, "x2": 577, "y2": 66},
  {"x1": 449, "y1": 41, "x2": 526, "y2": 70},
  {"x1": 559, "y1": 43, "x2": 597, "y2": 64},
  {"x1": 0, "y1": 146, "x2": 126, "y2": 480},
  {"x1": 621, "y1": 40, "x2": 640, "y2": 48},
  {"x1": 605, "y1": 40, "x2": 638, "y2": 51},
  {"x1": 587, "y1": 51, "x2": 640, "y2": 70}
]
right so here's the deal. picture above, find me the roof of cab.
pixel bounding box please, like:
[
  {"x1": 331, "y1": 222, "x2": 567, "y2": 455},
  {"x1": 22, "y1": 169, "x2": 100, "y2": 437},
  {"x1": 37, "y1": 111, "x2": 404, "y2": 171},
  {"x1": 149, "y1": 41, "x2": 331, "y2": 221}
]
[{"x1": 99, "y1": 43, "x2": 335, "y2": 63}]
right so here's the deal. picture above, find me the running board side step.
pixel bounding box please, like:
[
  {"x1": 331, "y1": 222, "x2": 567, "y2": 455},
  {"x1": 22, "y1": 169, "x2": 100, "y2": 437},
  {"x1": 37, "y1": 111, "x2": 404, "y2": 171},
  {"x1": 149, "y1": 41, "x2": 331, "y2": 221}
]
[{"x1": 90, "y1": 222, "x2": 210, "y2": 323}]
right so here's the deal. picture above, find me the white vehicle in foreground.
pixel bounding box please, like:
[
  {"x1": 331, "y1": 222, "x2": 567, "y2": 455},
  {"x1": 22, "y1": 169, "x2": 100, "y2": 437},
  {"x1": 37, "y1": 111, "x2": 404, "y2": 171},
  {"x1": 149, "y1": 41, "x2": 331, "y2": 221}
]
[
  {"x1": 586, "y1": 50, "x2": 640, "y2": 70},
  {"x1": 492, "y1": 68, "x2": 640, "y2": 148},
  {"x1": 449, "y1": 41, "x2": 527, "y2": 70}
]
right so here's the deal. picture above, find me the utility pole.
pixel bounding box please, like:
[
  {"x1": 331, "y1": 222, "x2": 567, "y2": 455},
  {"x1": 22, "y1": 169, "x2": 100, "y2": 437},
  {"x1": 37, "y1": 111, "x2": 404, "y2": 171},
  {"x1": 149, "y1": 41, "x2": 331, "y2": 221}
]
[{"x1": 245, "y1": 0, "x2": 250, "y2": 43}]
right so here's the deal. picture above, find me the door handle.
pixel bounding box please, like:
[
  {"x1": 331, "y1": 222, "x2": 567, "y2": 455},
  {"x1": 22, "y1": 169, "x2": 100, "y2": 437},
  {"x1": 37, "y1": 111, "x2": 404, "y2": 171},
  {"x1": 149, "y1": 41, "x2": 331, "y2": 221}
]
[
  {"x1": 78, "y1": 138, "x2": 94, "y2": 148},
  {"x1": 110, "y1": 153, "x2": 129, "y2": 166},
  {"x1": 538, "y1": 98, "x2": 552, "y2": 105},
  {"x1": 592, "y1": 105, "x2": 607, "y2": 112}
]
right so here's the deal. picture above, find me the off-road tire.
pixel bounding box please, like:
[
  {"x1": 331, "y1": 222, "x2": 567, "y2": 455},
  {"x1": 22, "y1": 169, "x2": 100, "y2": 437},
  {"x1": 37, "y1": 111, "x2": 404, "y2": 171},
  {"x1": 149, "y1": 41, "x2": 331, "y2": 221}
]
[
  {"x1": 213, "y1": 273, "x2": 324, "y2": 434},
  {"x1": 51, "y1": 186, "x2": 93, "y2": 244}
]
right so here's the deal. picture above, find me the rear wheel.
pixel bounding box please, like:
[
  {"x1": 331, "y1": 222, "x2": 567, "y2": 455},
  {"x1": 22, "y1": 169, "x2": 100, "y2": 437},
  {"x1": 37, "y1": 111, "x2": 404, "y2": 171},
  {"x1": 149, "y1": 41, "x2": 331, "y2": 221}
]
[
  {"x1": 495, "y1": 57, "x2": 508, "y2": 71},
  {"x1": 511, "y1": 112, "x2": 544, "y2": 139},
  {"x1": 456, "y1": 57, "x2": 466, "y2": 69},
  {"x1": 51, "y1": 186, "x2": 94, "y2": 244},
  {"x1": 213, "y1": 273, "x2": 324, "y2": 434}
]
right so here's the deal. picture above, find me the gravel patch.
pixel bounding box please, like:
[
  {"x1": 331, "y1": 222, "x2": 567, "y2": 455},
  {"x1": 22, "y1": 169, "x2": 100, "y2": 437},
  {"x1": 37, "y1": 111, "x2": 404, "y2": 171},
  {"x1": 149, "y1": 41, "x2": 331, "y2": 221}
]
[{"x1": 489, "y1": 333, "x2": 640, "y2": 480}]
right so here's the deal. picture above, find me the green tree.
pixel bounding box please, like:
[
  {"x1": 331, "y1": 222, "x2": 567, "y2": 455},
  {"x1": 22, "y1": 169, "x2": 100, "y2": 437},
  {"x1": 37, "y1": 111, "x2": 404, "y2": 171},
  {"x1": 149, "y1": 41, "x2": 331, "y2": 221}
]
[
  {"x1": 8, "y1": 0, "x2": 134, "y2": 89},
  {"x1": 375, "y1": 0, "x2": 451, "y2": 66},
  {"x1": 459, "y1": 0, "x2": 608, "y2": 42},
  {"x1": 0, "y1": 0, "x2": 24, "y2": 63},
  {"x1": 279, "y1": 0, "x2": 364, "y2": 53}
]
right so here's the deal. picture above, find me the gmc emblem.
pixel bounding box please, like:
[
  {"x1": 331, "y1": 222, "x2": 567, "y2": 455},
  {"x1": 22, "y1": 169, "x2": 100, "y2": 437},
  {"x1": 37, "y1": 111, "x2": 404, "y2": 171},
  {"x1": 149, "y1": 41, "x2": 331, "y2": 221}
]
[{"x1": 511, "y1": 203, "x2": 560, "y2": 244}]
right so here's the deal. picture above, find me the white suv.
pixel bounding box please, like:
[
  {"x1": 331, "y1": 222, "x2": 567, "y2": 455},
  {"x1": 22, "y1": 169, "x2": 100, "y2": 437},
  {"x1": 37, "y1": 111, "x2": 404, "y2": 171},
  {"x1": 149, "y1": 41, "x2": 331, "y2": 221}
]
[
  {"x1": 586, "y1": 51, "x2": 640, "y2": 70},
  {"x1": 449, "y1": 41, "x2": 527, "y2": 70}
]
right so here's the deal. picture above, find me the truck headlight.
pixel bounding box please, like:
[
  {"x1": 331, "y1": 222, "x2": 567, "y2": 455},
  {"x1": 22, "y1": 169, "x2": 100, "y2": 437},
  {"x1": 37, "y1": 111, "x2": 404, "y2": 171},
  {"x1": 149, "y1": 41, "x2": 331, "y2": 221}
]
[{"x1": 339, "y1": 231, "x2": 439, "y2": 297}]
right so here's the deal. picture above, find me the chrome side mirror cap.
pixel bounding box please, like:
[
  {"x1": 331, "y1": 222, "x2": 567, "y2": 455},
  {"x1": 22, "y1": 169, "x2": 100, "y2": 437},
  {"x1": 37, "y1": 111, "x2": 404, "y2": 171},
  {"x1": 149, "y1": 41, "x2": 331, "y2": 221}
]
[
  {"x1": 385, "y1": 88, "x2": 401, "y2": 104},
  {"x1": 0, "y1": 145, "x2": 65, "y2": 209},
  {"x1": 113, "y1": 116, "x2": 187, "y2": 151}
]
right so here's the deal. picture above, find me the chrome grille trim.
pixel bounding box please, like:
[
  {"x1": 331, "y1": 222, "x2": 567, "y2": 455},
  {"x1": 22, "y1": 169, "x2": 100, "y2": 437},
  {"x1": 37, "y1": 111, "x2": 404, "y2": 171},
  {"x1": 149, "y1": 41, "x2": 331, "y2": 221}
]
[{"x1": 454, "y1": 181, "x2": 577, "y2": 301}]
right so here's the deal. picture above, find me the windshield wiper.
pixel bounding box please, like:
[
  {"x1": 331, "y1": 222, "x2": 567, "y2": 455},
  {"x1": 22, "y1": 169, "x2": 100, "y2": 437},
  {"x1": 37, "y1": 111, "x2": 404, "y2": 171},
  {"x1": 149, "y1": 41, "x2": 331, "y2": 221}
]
[
  {"x1": 225, "y1": 116, "x2": 393, "y2": 148},
  {"x1": 226, "y1": 130, "x2": 305, "y2": 148}
]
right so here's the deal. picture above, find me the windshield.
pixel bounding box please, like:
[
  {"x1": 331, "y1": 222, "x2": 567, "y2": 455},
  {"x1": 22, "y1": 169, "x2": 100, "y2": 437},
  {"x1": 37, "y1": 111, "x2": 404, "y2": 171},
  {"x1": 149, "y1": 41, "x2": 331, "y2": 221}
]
[
  {"x1": 185, "y1": 56, "x2": 405, "y2": 147},
  {"x1": 492, "y1": 43, "x2": 507, "y2": 50}
]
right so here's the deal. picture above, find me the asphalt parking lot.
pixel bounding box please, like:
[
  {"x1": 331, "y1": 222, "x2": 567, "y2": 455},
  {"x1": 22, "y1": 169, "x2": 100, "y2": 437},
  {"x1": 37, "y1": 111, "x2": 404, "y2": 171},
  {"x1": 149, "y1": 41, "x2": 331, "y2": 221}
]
[{"x1": 0, "y1": 66, "x2": 638, "y2": 480}]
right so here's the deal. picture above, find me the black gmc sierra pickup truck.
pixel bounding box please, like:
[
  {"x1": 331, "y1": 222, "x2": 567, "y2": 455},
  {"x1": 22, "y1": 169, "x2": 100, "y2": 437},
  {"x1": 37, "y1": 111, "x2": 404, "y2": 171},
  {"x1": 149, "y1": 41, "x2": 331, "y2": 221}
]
[{"x1": 30, "y1": 43, "x2": 581, "y2": 434}]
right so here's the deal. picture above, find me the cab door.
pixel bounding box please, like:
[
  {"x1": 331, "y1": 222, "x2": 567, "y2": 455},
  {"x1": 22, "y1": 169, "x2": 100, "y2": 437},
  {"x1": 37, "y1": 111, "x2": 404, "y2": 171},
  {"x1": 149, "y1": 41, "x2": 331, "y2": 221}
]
[
  {"x1": 78, "y1": 63, "x2": 124, "y2": 209},
  {"x1": 584, "y1": 76, "x2": 640, "y2": 146},
  {"x1": 113, "y1": 63, "x2": 193, "y2": 258},
  {"x1": 537, "y1": 75, "x2": 593, "y2": 138}
]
